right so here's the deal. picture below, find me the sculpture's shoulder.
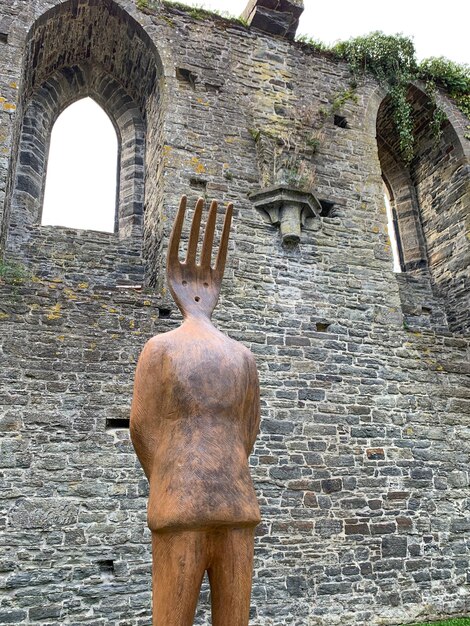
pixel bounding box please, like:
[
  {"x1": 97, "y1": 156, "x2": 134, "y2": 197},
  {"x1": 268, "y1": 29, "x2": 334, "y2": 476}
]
[
  {"x1": 234, "y1": 337, "x2": 256, "y2": 361},
  {"x1": 225, "y1": 333, "x2": 258, "y2": 371},
  {"x1": 138, "y1": 329, "x2": 179, "y2": 364}
]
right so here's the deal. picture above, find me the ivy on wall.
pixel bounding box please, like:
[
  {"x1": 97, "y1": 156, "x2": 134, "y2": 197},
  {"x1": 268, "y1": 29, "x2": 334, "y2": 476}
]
[
  {"x1": 419, "y1": 56, "x2": 470, "y2": 119},
  {"x1": 298, "y1": 31, "x2": 470, "y2": 162}
]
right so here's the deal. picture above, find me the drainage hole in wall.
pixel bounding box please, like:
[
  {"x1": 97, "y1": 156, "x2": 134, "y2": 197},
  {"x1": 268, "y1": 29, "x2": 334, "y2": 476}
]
[
  {"x1": 189, "y1": 177, "x2": 207, "y2": 191},
  {"x1": 97, "y1": 560, "x2": 115, "y2": 576},
  {"x1": 158, "y1": 307, "x2": 171, "y2": 319},
  {"x1": 316, "y1": 322, "x2": 331, "y2": 332},
  {"x1": 319, "y1": 200, "x2": 336, "y2": 217},
  {"x1": 176, "y1": 67, "x2": 197, "y2": 88},
  {"x1": 105, "y1": 418, "x2": 130, "y2": 430},
  {"x1": 334, "y1": 115, "x2": 349, "y2": 129}
]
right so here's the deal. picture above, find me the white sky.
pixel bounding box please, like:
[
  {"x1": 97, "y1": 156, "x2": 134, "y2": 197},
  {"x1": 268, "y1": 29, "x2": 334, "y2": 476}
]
[
  {"x1": 42, "y1": 97, "x2": 118, "y2": 232},
  {"x1": 206, "y1": 0, "x2": 469, "y2": 64},
  {"x1": 42, "y1": 0, "x2": 469, "y2": 232}
]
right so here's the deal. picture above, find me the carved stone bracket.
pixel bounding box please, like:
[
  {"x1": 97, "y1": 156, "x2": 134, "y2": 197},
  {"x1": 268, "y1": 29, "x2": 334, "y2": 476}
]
[{"x1": 249, "y1": 185, "x2": 322, "y2": 245}]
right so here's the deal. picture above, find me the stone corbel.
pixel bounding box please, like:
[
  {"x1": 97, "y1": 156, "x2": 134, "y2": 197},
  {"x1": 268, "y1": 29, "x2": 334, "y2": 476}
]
[{"x1": 249, "y1": 185, "x2": 322, "y2": 245}]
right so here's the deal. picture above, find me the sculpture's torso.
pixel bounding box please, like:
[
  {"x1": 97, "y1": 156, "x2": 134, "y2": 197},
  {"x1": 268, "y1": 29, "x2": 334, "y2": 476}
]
[{"x1": 131, "y1": 320, "x2": 261, "y2": 532}]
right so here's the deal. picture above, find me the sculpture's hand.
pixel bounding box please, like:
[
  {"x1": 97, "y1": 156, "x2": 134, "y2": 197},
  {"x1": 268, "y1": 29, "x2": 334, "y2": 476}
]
[{"x1": 167, "y1": 196, "x2": 233, "y2": 320}]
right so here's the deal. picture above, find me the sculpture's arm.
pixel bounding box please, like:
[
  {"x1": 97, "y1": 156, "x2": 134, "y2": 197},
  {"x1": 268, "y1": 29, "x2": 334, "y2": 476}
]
[
  {"x1": 130, "y1": 338, "x2": 164, "y2": 481},
  {"x1": 245, "y1": 354, "x2": 261, "y2": 456}
]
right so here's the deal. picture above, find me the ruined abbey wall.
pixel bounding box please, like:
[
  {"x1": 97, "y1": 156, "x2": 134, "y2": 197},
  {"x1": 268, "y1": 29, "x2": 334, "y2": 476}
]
[{"x1": 0, "y1": 1, "x2": 469, "y2": 625}]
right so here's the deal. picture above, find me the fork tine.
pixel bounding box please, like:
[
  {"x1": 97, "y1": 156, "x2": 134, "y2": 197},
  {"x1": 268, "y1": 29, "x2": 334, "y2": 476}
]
[
  {"x1": 215, "y1": 202, "x2": 233, "y2": 276},
  {"x1": 200, "y1": 200, "x2": 218, "y2": 269},
  {"x1": 186, "y1": 197, "x2": 204, "y2": 264},
  {"x1": 168, "y1": 195, "x2": 186, "y2": 264}
]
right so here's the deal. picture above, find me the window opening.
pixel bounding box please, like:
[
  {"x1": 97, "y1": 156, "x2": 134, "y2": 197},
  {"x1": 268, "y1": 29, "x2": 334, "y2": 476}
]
[
  {"x1": 42, "y1": 97, "x2": 118, "y2": 232},
  {"x1": 383, "y1": 182, "x2": 402, "y2": 273}
]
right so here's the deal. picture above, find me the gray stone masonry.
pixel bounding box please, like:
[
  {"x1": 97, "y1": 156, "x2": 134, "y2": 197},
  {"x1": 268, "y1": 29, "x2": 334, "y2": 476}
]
[{"x1": 0, "y1": 1, "x2": 469, "y2": 625}]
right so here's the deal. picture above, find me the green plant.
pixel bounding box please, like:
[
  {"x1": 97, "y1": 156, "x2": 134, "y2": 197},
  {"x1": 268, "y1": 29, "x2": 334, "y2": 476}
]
[
  {"x1": 295, "y1": 31, "x2": 470, "y2": 163},
  {"x1": 334, "y1": 31, "x2": 417, "y2": 84},
  {"x1": 334, "y1": 32, "x2": 418, "y2": 162},
  {"x1": 389, "y1": 84, "x2": 415, "y2": 163},
  {"x1": 162, "y1": 1, "x2": 249, "y2": 26},
  {"x1": 277, "y1": 155, "x2": 316, "y2": 191},
  {"x1": 295, "y1": 35, "x2": 332, "y2": 55},
  {"x1": 0, "y1": 260, "x2": 30, "y2": 285},
  {"x1": 419, "y1": 56, "x2": 470, "y2": 118},
  {"x1": 408, "y1": 619, "x2": 470, "y2": 626},
  {"x1": 424, "y1": 79, "x2": 449, "y2": 144},
  {"x1": 330, "y1": 87, "x2": 358, "y2": 113},
  {"x1": 306, "y1": 135, "x2": 321, "y2": 153},
  {"x1": 249, "y1": 127, "x2": 317, "y2": 191}
]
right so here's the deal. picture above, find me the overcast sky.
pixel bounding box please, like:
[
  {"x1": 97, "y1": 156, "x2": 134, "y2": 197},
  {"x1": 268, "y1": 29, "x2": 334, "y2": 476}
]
[
  {"x1": 42, "y1": 0, "x2": 469, "y2": 232},
  {"x1": 203, "y1": 0, "x2": 469, "y2": 63}
]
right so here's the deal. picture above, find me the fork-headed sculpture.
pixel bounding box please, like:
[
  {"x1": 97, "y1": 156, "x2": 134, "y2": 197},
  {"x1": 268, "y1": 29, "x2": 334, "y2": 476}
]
[{"x1": 130, "y1": 196, "x2": 261, "y2": 626}]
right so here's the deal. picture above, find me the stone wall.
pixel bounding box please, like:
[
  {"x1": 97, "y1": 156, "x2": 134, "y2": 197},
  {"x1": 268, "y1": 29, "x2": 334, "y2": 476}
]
[{"x1": 1, "y1": 1, "x2": 469, "y2": 625}]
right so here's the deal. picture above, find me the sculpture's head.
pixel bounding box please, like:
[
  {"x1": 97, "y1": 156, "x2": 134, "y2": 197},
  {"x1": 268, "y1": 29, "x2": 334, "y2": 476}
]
[{"x1": 167, "y1": 195, "x2": 233, "y2": 321}]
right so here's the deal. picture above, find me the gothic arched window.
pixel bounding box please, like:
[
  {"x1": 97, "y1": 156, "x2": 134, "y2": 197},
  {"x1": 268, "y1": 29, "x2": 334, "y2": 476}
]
[{"x1": 42, "y1": 98, "x2": 118, "y2": 232}]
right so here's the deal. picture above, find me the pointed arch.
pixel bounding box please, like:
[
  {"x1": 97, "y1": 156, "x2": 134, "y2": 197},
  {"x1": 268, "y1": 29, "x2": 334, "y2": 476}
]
[
  {"x1": 42, "y1": 97, "x2": 119, "y2": 231},
  {"x1": 10, "y1": 64, "x2": 147, "y2": 237},
  {"x1": 3, "y1": 0, "x2": 166, "y2": 285},
  {"x1": 375, "y1": 82, "x2": 470, "y2": 332},
  {"x1": 376, "y1": 110, "x2": 428, "y2": 273}
]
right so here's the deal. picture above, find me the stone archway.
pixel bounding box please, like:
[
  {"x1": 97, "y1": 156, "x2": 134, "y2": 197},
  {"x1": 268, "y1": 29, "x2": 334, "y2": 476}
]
[{"x1": 3, "y1": 0, "x2": 164, "y2": 263}]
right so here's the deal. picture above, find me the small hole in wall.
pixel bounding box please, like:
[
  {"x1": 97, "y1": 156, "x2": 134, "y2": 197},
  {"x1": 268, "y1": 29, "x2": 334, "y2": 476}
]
[
  {"x1": 319, "y1": 200, "x2": 336, "y2": 218},
  {"x1": 421, "y1": 306, "x2": 432, "y2": 315},
  {"x1": 189, "y1": 178, "x2": 207, "y2": 192},
  {"x1": 203, "y1": 282, "x2": 209, "y2": 287},
  {"x1": 204, "y1": 82, "x2": 221, "y2": 93},
  {"x1": 316, "y1": 322, "x2": 331, "y2": 332},
  {"x1": 274, "y1": 103, "x2": 288, "y2": 116},
  {"x1": 194, "y1": 296, "x2": 200, "y2": 302},
  {"x1": 182, "y1": 280, "x2": 188, "y2": 286},
  {"x1": 334, "y1": 115, "x2": 349, "y2": 129},
  {"x1": 0, "y1": 33, "x2": 8, "y2": 44},
  {"x1": 158, "y1": 307, "x2": 171, "y2": 319},
  {"x1": 176, "y1": 67, "x2": 197, "y2": 88},
  {"x1": 97, "y1": 560, "x2": 115, "y2": 576},
  {"x1": 105, "y1": 418, "x2": 129, "y2": 430}
]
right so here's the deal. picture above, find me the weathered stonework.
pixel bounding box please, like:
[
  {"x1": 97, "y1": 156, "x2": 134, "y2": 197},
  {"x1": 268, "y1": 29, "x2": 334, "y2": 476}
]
[{"x1": 0, "y1": 1, "x2": 469, "y2": 625}]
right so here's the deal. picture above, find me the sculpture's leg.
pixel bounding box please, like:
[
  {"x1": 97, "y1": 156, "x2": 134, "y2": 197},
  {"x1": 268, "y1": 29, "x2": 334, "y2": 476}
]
[
  {"x1": 151, "y1": 530, "x2": 207, "y2": 626},
  {"x1": 208, "y1": 527, "x2": 256, "y2": 626}
]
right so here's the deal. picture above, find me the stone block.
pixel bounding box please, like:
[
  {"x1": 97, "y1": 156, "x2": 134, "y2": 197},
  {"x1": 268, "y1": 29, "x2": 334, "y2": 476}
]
[
  {"x1": 382, "y1": 536, "x2": 407, "y2": 558},
  {"x1": 241, "y1": 0, "x2": 304, "y2": 39},
  {"x1": 321, "y1": 478, "x2": 342, "y2": 494}
]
